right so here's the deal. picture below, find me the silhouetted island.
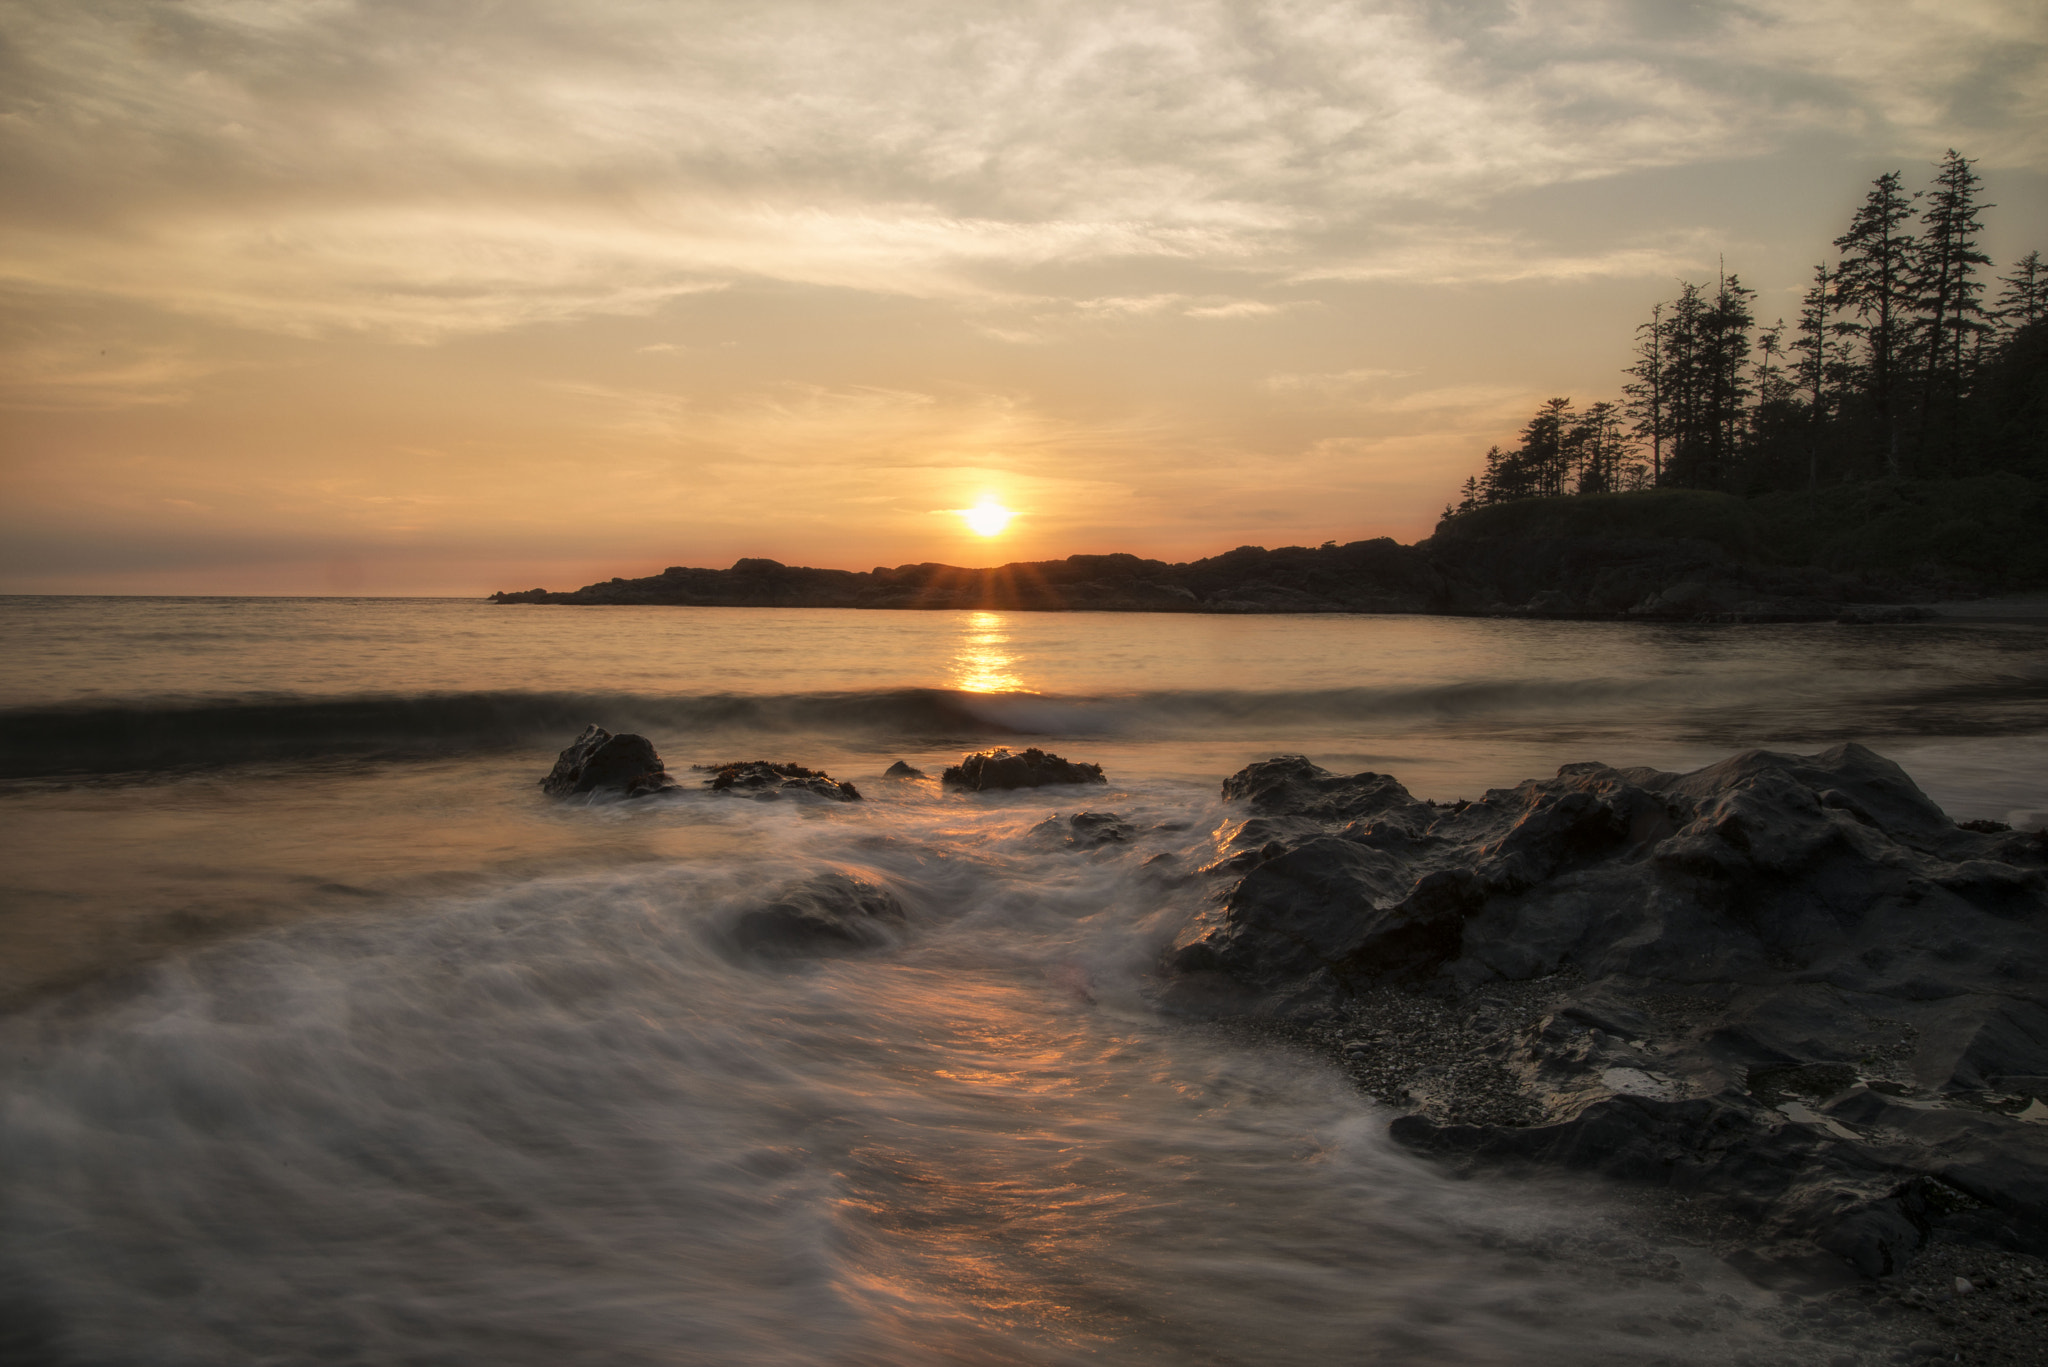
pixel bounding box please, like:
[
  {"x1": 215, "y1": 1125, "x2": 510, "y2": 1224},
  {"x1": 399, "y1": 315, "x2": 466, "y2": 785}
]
[{"x1": 491, "y1": 481, "x2": 2044, "y2": 621}]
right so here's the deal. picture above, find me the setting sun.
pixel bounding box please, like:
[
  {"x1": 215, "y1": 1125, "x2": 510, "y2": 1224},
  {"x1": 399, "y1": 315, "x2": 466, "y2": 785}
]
[{"x1": 962, "y1": 499, "x2": 1014, "y2": 537}]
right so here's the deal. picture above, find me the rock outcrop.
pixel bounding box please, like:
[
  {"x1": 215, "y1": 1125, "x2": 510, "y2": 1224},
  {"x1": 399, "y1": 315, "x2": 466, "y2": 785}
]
[
  {"x1": 540, "y1": 725, "x2": 679, "y2": 798},
  {"x1": 1034, "y1": 811, "x2": 1134, "y2": 848},
  {"x1": 725, "y1": 871, "x2": 906, "y2": 956},
  {"x1": 698, "y1": 760, "x2": 862, "y2": 802},
  {"x1": 1166, "y1": 745, "x2": 2048, "y2": 1276},
  {"x1": 942, "y1": 747, "x2": 1107, "y2": 791}
]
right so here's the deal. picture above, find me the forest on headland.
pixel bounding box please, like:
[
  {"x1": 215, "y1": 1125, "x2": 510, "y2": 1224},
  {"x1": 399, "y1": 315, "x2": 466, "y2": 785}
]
[
  {"x1": 496, "y1": 153, "x2": 2047, "y2": 618},
  {"x1": 1443, "y1": 152, "x2": 2045, "y2": 559}
]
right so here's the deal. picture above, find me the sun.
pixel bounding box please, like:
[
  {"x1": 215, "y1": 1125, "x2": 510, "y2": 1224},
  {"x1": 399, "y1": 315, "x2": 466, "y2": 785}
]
[{"x1": 962, "y1": 498, "x2": 1013, "y2": 537}]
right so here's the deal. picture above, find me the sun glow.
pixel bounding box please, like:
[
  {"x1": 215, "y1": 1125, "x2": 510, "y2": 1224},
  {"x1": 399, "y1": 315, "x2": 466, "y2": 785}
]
[{"x1": 962, "y1": 499, "x2": 1014, "y2": 537}]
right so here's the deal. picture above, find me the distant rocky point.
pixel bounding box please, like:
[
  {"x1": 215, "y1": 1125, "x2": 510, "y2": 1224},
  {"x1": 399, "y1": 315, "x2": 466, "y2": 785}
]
[{"x1": 492, "y1": 481, "x2": 2045, "y2": 621}]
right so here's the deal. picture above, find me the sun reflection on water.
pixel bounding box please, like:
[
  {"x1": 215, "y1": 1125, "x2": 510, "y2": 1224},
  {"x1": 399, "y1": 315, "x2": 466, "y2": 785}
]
[{"x1": 951, "y1": 611, "x2": 1025, "y2": 693}]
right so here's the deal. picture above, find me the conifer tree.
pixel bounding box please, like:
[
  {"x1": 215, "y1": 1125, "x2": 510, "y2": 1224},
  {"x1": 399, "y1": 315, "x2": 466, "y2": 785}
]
[
  {"x1": 1623, "y1": 302, "x2": 1667, "y2": 485},
  {"x1": 1656, "y1": 275, "x2": 1754, "y2": 488},
  {"x1": 1661, "y1": 284, "x2": 1709, "y2": 482},
  {"x1": 1703, "y1": 273, "x2": 1758, "y2": 475},
  {"x1": 1790, "y1": 265, "x2": 1834, "y2": 417},
  {"x1": 1832, "y1": 171, "x2": 1918, "y2": 473},
  {"x1": 1788, "y1": 263, "x2": 1838, "y2": 490},
  {"x1": 1517, "y1": 398, "x2": 1577, "y2": 497},
  {"x1": 1571, "y1": 401, "x2": 1629, "y2": 494},
  {"x1": 1912, "y1": 150, "x2": 1993, "y2": 452},
  {"x1": 1993, "y1": 250, "x2": 2048, "y2": 334}
]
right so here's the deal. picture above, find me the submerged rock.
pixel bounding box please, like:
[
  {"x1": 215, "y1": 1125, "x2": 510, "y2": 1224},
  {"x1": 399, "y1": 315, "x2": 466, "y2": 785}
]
[
  {"x1": 698, "y1": 760, "x2": 862, "y2": 802},
  {"x1": 883, "y1": 760, "x2": 928, "y2": 779},
  {"x1": 1034, "y1": 811, "x2": 1134, "y2": 849},
  {"x1": 540, "y1": 725, "x2": 679, "y2": 798},
  {"x1": 942, "y1": 747, "x2": 1106, "y2": 791},
  {"x1": 727, "y1": 871, "x2": 905, "y2": 956},
  {"x1": 1168, "y1": 745, "x2": 2048, "y2": 1277}
]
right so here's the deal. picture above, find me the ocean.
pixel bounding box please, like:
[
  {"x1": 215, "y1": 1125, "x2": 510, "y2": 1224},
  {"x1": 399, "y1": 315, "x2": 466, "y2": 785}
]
[{"x1": 3, "y1": 595, "x2": 2045, "y2": 1365}]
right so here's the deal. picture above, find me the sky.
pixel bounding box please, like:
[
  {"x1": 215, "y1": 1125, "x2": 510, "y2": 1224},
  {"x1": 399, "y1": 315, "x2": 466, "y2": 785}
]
[{"x1": 2, "y1": 0, "x2": 2045, "y2": 596}]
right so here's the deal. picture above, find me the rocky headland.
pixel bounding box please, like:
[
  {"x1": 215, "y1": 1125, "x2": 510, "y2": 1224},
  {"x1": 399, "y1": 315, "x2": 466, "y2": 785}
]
[
  {"x1": 1160, "y1": 744, "x2": 2048, "y2": 1315},
  {"x1": 491, "y1": 480, "x2": 2046, "y2": 622}
]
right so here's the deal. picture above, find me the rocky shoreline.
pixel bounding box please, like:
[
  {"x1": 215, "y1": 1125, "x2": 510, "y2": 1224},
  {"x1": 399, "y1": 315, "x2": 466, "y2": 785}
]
[
  {"x1": 1157, "y1": 744, "x2": 2048, "y2": 1362},
  {"x1": 535, "y1": 725, "x2": 2048, "y2": 1357}
]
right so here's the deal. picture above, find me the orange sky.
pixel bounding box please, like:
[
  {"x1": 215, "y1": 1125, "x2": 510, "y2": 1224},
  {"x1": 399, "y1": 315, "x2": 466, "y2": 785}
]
[{"x1": 3, "y1": 0, "x2": 2045, "y2": 596}]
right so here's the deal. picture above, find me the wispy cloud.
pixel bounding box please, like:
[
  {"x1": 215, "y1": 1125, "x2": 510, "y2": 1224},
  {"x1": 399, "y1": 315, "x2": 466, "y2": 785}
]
[
  {"x1": 1298, "y1": 226, "x2": 1731, "y2": 286},
  {"x1": 0, "y1": 337, "x2": 226, "y2": 410},
  {"x1": 1263, "y1": 367, "x2": 1414, "y2": 395},
  {"x1": 5, "y1": 0, "x2": 2038, "y2": 337}
]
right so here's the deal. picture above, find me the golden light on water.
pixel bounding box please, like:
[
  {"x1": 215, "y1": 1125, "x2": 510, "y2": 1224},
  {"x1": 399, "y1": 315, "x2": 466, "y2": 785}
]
[
  {"x1": 951, "y1": 611, "x2": 1023, "y2": 693},
  {"x1": 962, "y1": 499, "x2": 1014, "y2": 538}
]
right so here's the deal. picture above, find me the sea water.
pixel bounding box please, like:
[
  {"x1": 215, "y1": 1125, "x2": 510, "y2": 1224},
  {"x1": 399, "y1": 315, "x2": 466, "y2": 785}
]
[{"x1": 2, "y1": 597, "x2": 2045, "y2": 1365}]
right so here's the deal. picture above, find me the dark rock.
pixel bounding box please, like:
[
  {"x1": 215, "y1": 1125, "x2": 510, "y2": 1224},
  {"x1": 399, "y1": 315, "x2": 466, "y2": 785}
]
[
  {"x1": 1219, "y1": 754, "x2": 1420, "y2": 823},
  {"x1": 540, "y1": 724, "x2": 678, "y2": 798},
  {"x1": 941, "y1": 746, "x2": 1106, "y2": 791},
  {"x1": 726, "y1": 871, "x2": 905, "y2": 956},
  {"x1": 1167, "y1": 743, "x2": 2048, "y2": 1278},
  {"x1": 883, "y1": 760, "x2": 928, "y2": 779},
  {"x1": 697, "y1": 760, "x2": 862, "y2": 802},
  {"x1": 1035, "y1": 811, "x2": 1134, "y2": 848}
]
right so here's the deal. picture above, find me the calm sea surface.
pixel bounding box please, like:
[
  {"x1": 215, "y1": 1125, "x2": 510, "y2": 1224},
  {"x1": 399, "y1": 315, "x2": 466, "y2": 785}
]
[{"x1": 2, "y1": 596, "x2": 2045, "y2": 1364}]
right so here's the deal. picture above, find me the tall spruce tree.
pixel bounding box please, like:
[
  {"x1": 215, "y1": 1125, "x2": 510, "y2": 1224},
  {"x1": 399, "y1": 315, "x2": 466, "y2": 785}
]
[
  {"x1": 1913, "y1": 150, "x2": 1994, "y2": 457},
  {"x1": 1658, "y1": 275, "x2": 1754, "y2": 489},
  {"x1": 1832, "y1": 171, "x2": 1919, "y2": 474},
  {"x1": 1623, "y1": 302, "x2": 1667, "y2": 485},
  {"x1": 1789, "y1": 263, "x2": 1837, "y2": 490},
  {"x1": 1661, "y1": 283, "x2": 1710, "y2": 483}
]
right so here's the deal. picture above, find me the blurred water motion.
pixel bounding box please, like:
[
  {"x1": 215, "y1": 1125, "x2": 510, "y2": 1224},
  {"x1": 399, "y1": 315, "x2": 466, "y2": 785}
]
[{"x1": 0, "y1": 596, "x2": 2041, "y2": 1363}]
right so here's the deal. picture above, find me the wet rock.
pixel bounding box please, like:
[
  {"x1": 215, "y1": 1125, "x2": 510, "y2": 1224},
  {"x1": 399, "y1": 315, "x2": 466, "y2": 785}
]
[
  {"x1": 697, "y1": 760, "x2": 862, "y2": 801},
  {"x1": 941, "y1": 746, "x2": 1106, "y2": 791},
  {"x1": 726, "y1": 871, "x2": 905, "y2": 956},
  {"x1": 540, "y1": 724, "x2": 679, "y2": 798},
  {"x1": 1034, "y1": 811, "x2": 1134, "y2": 849},
  {"x1": 1167, "y1": 743, "x2": 2048, "y2": 1279},
  {"x1": 883, "y1": 760, "x2": 927, "y2": 779},
  {"x1": 1218, "y1": 754, "x2": 1422, "y2": 823}
]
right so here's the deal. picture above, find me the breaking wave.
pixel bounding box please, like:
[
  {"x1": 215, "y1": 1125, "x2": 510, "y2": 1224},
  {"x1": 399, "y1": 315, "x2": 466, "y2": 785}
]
[{"x1": 4, "y1": 668, "x2": 2042, "y2": 779}]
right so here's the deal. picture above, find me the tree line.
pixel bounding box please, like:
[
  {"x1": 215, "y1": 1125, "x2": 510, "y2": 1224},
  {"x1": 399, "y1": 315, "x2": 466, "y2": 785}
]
[{"x1": 1448, "y1": 151, "x2": 2048, "y2": 515}]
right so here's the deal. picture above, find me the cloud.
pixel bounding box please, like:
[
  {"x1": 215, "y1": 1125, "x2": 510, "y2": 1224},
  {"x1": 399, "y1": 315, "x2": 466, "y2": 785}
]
[
  {"x1": 1263, "y1": 367, "x2": 1413, "y2": 395},
  {"x1": 1297, "y1": 224, "x2": 1731, "y2": 286},
  {"x1": 1183, "y1": 299, "x2": 1285, "y2": 319},
  {"x1": 4, "y1": 0, "x2": 2040, "y2": 338},
  {"x1": 0, "y1": 335, "x2": 227, "y2": 410}
]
